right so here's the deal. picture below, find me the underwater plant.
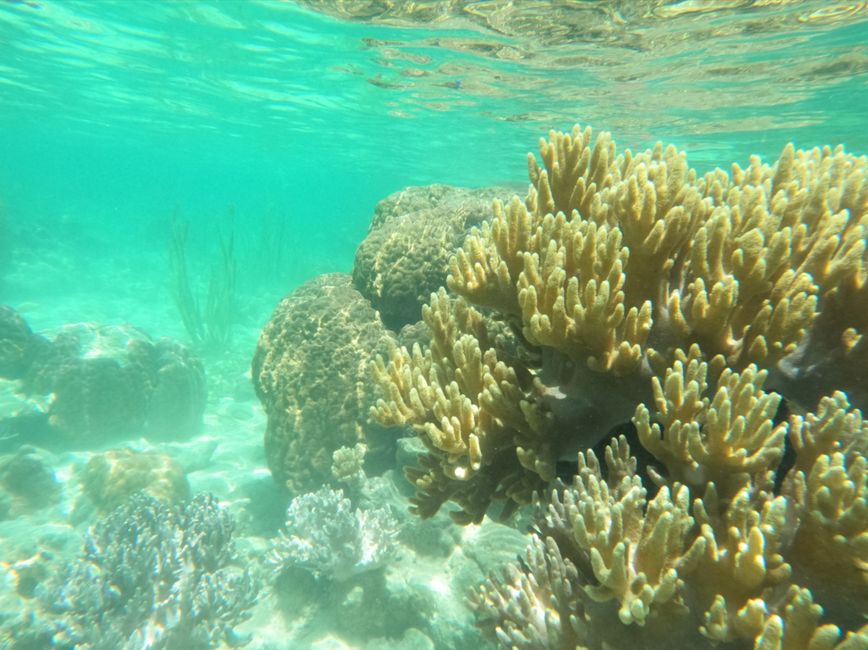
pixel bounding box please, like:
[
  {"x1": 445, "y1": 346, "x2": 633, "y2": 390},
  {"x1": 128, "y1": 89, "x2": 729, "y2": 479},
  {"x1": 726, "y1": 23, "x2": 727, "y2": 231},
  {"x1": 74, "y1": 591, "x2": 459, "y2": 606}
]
[
  {"x1": 168, "y1": 207, "x2": 237, "y2": 350},
  {"x1": 370, "y1": 125, "x2": 867, "y2": 647},
  {"x1": 42, "y1": 492, "x2": 256, "y2": 650}
]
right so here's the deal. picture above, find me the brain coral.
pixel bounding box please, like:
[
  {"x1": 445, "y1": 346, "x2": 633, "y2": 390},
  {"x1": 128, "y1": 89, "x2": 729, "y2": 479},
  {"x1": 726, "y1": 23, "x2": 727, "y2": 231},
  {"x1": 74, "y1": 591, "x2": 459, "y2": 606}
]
[
  {"x1": 353, "y1": 184, "x2": 513, "y2": 330},
  {"x1": 252, "y1": 273, "x2": 396, "y2": 493}
]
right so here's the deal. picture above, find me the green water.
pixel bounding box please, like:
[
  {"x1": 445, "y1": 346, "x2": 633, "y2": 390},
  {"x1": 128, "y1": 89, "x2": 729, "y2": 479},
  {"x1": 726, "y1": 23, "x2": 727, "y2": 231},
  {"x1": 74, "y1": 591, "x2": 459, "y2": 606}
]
[{"x1": 0, "y1": 1, "x2": 866, "y2": 649}]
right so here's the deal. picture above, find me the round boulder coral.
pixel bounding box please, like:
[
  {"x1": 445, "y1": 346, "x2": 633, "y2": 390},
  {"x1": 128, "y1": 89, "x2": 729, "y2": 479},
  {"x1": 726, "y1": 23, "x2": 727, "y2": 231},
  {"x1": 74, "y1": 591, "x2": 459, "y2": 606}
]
[
  {"x1": 252, "y1": 273, "x2": 396, "y2": 493},
  {"x1": 80, "y1": 448, "x2": 190, "y2": 513},
  {"x1": 0, "y1": 446, "x2": 59, "y2": 518},
  {"x1": 12, "y1": 320, "x2": 206, "y2": 444},
  {"x1": 353, "y1": 185, "x2": 513, "y2": 330}
]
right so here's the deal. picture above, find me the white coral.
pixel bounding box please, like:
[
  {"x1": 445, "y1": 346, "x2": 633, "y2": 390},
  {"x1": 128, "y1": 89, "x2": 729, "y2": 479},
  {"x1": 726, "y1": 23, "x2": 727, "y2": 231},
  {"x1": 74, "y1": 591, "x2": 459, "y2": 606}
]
[{"x1": 269, "y1": 486, "x2": 398, "y2": 581}]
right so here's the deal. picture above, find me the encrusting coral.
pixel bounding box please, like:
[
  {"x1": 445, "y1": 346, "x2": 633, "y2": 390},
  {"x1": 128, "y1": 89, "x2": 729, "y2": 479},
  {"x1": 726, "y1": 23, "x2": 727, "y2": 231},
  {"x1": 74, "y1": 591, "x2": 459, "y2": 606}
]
[{"x1": 369, "y1": 124, "x2": 867, "y2": 647}]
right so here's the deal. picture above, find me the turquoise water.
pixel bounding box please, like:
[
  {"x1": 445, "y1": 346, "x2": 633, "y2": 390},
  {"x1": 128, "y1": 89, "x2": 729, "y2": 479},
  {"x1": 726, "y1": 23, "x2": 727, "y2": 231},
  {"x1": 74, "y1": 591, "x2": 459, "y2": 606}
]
[{"x1": 0, "y1": 1, "x2": 866, "y2": 649}]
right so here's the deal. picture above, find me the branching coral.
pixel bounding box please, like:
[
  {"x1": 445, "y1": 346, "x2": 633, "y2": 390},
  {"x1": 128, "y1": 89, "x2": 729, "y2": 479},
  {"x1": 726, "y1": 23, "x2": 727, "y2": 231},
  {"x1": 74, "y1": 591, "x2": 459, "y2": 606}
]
[
  {"x1": 41, "y1": 493, "x2": 255, "y2": 649},
  {"x1": 368, "y1": 123, "x2": 866, "y2": 647},
  {"x1": 473, "y1": 358, "x2": 867, "y2": 648},
  {"x1": 372, "y1": 288, "x2": 558, "y2": 523},
  {"x1": 371, "y1": 123, "x2": 867, "y2": 525},
  {"x1": 268, "y1": 486, "x2": 399, "y2": 582}
]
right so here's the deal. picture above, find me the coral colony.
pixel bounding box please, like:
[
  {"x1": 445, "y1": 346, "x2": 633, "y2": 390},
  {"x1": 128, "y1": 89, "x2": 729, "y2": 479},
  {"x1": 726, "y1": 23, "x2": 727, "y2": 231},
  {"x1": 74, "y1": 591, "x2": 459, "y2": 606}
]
[
  {"x1": 369, "y1": 126, "x2": 867, "y2": 648},
  {"x1": 45, "y1": 493, "x2": 255, "y2": 649}
]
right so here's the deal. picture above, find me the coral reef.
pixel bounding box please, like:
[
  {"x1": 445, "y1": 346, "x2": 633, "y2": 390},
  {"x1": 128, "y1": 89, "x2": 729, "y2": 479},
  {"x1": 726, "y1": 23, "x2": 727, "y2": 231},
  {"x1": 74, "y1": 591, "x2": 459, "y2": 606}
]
[
  {"x1": 251, "y1": 273, "x2": 397, "y2": 494},
  {"x1": 40, "y1": 492, "x2": 255, "y2": 649},
  {"x1": 353, "y1": 185, "x2": 512, "y2": 330},
  {"x1": 268, "y1": 486, "x2": 398, "y2": 583},
  {"x1": 473, "y1": 355, "x2": 867, "y2": 648},
  {"x1": 331, "y1": 442, "x2": 368, "y2": 491},
  {"x1": 371, "y1": 124, "x2": 867, "y2": 524},
  {"x1": 79, "y1": 447, "x2": 190, "y2": 513},
  {"x1": 0, "y1": 308, "x2": 206, "y2": 444}
]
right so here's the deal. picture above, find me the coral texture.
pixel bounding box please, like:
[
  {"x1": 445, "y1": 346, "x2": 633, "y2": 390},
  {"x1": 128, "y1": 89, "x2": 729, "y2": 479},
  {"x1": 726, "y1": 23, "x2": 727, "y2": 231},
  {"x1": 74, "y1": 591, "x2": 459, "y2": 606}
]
[
  {"x1": 353, "y1": 184, "x2": 511, "y2": 330},
  {"x1": 473, "y1": 355, "x2": 867, "y2": 648},
  {"x1": 40, "y1": 492, "x2": 255, "y2": 649},
  {"x1": 372, "y1": 124, "x2": 867, "y2": 524},
  {"x1": 0, "y1": 305, "x2": 32, "y2": 379},
  {"x1": 79, "y1": 447, "x2": 190, "y2": 513},
  {"x1": 251, "y1": 273, "x2": 396, "y2": 493},
  {"x1": 268, "y1": 486, "x2": 398, "y2": 582}
]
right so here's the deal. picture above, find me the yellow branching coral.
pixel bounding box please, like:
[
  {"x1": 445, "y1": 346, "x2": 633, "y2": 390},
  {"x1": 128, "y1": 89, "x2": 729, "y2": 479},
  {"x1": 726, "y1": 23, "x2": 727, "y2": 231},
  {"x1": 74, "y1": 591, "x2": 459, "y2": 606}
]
[
  {"x1": 371, "y1": 123, "x2": 867, "y2": 528},
  {"x1": 450, "y1": 124, "x2": 867, "y2": 380},
  {"x1": 634, "y1": 345, "x2": 786, "y2": 498},
  {"x1": 540, "y1": 438, "x2": 706, "y2": 627},
  {"x1": 475, "y1": 378, "x2": 868, "y2": 649},
  {"x1": 371, "y1": 289, "x2": 557, "y2": 522}
]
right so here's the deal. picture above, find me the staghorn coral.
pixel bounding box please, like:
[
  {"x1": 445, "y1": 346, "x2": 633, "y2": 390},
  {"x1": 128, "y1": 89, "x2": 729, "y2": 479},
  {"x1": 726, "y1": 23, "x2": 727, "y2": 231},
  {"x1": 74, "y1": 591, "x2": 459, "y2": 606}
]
[
  {"x1": 40, "y1": 492, "x2": 255, "y2": 650},
  {"x1": 371, "y1": 124, "x2": 867, "y2": 523},
  {"x1": 268, "y1": 486, "x2": 398, "y2": 582},
  {"x1": 473, "y1": 355, "x2": 867, "y2": 648}
]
